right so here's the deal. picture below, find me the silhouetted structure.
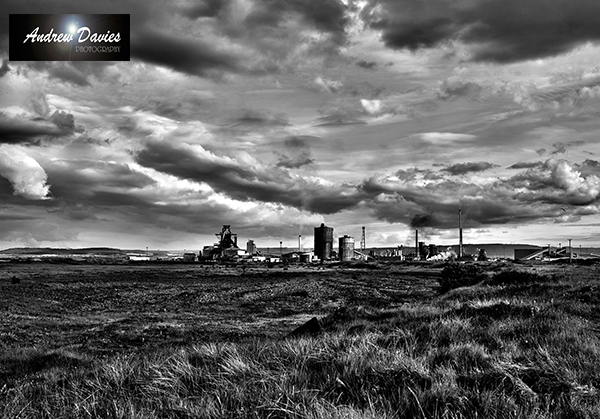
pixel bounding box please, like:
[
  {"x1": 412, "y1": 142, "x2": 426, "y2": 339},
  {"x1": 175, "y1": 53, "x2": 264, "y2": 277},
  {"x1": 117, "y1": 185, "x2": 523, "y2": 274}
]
[
  {"x1": 246, "y1": 240, "x2": 257, "y2": 256},
  {"x1": 314, "y1": 223, "x2": 333, "y2": 261},
  {"x1": 210, "y1": 225, "x2": 239, "y2": 258},
  {"x1": 418, "y1": 241, "x2": 428, "y2": 260}
]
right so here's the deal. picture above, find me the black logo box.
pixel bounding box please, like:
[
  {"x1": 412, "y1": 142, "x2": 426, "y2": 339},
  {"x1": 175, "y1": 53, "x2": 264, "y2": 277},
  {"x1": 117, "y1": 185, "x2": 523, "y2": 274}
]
[{"x1": 9, "y1": 14, "x2": 130, "y2": 61}]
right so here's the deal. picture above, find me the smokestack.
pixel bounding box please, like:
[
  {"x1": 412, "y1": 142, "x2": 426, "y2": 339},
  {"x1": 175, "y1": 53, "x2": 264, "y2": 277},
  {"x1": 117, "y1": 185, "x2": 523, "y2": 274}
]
[
  {"x1": 299, "y1": 235, "x2": 302, "y2": 252},
  {"x1": 415, "y1": 229, "x2": 419, "y2": 260},
  {"x1": 459, "y1": 209, "x2": 463, "y2": 259},
  {"x1": 361, "y1": 226, "x2": 366, "y2": 253}
]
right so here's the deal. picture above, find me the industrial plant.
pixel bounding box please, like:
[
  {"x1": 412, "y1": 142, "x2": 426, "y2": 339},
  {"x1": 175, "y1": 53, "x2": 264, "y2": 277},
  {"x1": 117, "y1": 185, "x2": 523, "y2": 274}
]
[
  {"x1": 191, "y1": 216, "x2": 456, "y2": 263},
  {"x1": 189, "y1": 208, "x2": 596, "y2": 264}
]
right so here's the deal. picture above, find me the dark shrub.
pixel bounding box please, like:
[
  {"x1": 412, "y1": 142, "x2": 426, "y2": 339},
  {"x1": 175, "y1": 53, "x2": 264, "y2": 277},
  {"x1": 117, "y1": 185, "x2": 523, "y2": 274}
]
[
  {"x1": 438, "y1": 263, "x2": 484, "y2": 292},
  {"x1": 11, "y1": 276, "x2": 20, "y2": 284},
  {"x1": 488, "y1": 269, "x2": 550, "y2": 286}
]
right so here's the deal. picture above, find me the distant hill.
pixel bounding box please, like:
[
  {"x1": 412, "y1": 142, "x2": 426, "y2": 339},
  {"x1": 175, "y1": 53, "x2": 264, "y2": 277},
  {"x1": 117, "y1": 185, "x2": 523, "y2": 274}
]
[{"x1": 0, "y1": 247, "x2": 127, "y2": 256}]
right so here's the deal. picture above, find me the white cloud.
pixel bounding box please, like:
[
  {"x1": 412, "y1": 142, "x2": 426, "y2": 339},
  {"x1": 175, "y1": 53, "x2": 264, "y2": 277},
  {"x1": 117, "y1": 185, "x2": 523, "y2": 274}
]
[
  {"x1": 314, "y1": 76, "x2": 343, "y2": 93},
  {"x1": 0, "y1": 145, "x2": 51, "y2": 199},
  {"x1": 548, "y1": 159, "x2": 600, "y2": 203},
  {"x1": 360, "y1": 99, "x2": 382, "y2": 114},
  {"x1": 419, "y1": 132, "x2": 477, "y2": 144}
]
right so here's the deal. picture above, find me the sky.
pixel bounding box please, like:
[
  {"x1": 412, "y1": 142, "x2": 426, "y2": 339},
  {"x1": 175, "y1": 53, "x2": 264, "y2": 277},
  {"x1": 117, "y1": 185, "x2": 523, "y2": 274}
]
[{"x1": 2, "y1": 0, "x2": 600, "y2": 250}]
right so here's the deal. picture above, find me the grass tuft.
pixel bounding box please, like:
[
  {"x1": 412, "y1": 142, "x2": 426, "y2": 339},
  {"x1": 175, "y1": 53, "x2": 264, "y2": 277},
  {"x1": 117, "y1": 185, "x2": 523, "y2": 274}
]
[
  {"x1": 438, "y1": 263, "x2": 485, "y2": 292},
  {"x1": 487, "y1": 269, "x2": 553, "y2": 286}
]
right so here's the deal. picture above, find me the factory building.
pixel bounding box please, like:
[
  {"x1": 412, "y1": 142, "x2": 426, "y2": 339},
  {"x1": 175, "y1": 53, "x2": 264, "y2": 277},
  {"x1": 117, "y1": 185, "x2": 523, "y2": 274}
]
[
  {"x1": 339, "y1": 235, "x2": 355, "y2": 261},
  {"x1": 314, "y1": 223, "x2": 333, "y2": 261},
  {"x1": 246, "y1": 240, "x2": 257, "y2": 256},
  {"x1": 418, "y1": 241, "x2": 428, "y2": 260},
  {"x1": 202, "y1": 225, "x2": 246, "y2": 260}
]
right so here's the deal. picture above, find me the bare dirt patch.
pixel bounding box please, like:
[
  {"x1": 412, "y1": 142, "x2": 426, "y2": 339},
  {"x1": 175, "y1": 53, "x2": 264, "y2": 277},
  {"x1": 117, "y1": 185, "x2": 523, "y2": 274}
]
[{"x1": 0, "y1": 263, "x2": 438, "y2": 356}]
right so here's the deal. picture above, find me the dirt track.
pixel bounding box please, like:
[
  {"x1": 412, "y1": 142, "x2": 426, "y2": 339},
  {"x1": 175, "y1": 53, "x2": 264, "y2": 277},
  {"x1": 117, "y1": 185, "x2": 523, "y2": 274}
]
[{"x1": 0, "y1": 263, "x2": 440, "y2": 355}]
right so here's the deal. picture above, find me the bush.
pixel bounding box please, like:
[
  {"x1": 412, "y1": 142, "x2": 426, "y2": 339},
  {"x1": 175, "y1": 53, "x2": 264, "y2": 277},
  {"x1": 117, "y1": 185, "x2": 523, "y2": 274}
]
[
  {"x1": 438, "y1": 263, "x2": 484, "y2": 292},
  {"x1": 488, "y1": 269, "x2": 550, "y2": 286}
]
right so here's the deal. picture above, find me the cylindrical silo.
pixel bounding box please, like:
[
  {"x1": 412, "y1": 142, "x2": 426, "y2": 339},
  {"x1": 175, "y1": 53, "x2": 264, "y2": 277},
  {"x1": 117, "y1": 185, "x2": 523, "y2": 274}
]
[
  {"x1": 339, "y1": 235, "x2": 355, "y2": 261},
  {"x1": 314, "y1": 223, "x2": 334, "y2": 261}
]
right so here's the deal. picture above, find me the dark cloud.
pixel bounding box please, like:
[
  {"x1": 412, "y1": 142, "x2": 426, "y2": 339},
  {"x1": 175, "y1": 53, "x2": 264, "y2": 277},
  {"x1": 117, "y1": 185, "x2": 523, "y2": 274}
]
[
  {"x1": 357, "y1": 60, "x2": 377, "y2": 70},
  {"x1": 222, "y1": 110, "x2": 289, "y2": 130},
  {"x1": 276, "y1": 136, "x2": 315, "y2": 169},
  {"x1": 46, "y1": 204, "x2": 101, "y2": 222},
  {"x1": 358, "y1": 158, "x2": 600, "y2": 229},
  {"x1": 39, "y1": 158, "x2": 270, "y2": 234},
  {"x1": 551, "y1": 142, "x2": 566, "y2": 155},
  {"x1": 314, "y1": 114, "x2": 367, "y2": 127},
  {"x1": 410, "y1": 213, "x2": 435, "y2": 228},
  {"x1": 438, "y1": 78, "x2": 484, "y2": 100},
  {"x1": 537, "y1": 148, "x2": 547, "y2": 156},
  {"x1": 508, "y1": 161, "x2": 544, "y2": 169},
  {"x1": 363, "y1": 0, "x2": 600, "y2": 63},
  {"x1": 42, "y1": 159, "x2": 158, "y2": 217},
  {"x1": 0, "y1": 59, "x2": 9, "y2": 77},
  {"x1": 244, "y1": 0, "x2": 348, "y2": 44},
  {"x1": 180, "y1": 0, "x2": 228, "y2": 19},
  {"x1": 135, "y1": 140, "x2": 364, "y2": 214},
  {"x1": 1, "y1": 0, "x2": 348, "y2": 79},
  {"x1": 130, "y1": 29, "x2": 241, "y2": 78},
  {"x1": 0, "y1": 117, "x2": 65, "y2": 144},
  {"x1": 284, "y1": 136, "x2": 312, "y2": 149},
  {"x1": 583, "y1": 159, "x2": 600, "y2": 167},
  {"x1": 276, "y1": 156, "x2": 314, "y2": 169},
  {"x1": 50, "y1": 111, "x2": 75, "y2": 130},
  {"x1": 578, "y1": 159, "x2": 600, "y2": 177},
  {"x1": 443, "y1": 162, "x2": 496, "y2": 175},
  {"x1": 194, "y1": 0, "x2": 349, "y2": 73},
  {"x1": 46, "y1": 160, "x2": 156, "y2": 201}
]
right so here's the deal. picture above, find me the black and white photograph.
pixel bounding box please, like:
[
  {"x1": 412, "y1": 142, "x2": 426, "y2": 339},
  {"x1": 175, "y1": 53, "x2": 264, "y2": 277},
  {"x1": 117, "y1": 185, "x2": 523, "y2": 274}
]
[{"x1": 1, "y1": 1, "x2": 600, "y2": 417}]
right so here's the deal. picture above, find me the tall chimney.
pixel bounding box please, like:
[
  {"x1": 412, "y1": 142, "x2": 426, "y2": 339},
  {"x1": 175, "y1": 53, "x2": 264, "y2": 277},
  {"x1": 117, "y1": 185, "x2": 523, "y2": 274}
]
[
  {"x1": 361, "y1": 226, "x2": 366, "y2": 254},
  {"x1": 459, "y1": 209, "x2": 463, "y2": 259},
  {"x1": 415, "y1": 229, "x2": 419, "y2": 260},
  {"x1": 299, "y1": 234, "x2": 302, "y2": 252}
]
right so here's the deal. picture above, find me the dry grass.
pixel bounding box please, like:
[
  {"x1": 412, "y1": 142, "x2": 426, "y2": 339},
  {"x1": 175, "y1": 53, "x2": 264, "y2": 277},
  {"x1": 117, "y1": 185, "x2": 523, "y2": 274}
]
[{"x1": 1, "y1": 264, "x2": 600, "y2": 418}]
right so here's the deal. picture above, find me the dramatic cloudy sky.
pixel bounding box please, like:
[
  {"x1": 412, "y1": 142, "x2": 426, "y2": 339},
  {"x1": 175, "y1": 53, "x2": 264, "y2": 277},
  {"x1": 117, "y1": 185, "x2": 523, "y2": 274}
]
[{"x1": 2, "y1": 0, "x2": 600, "y2": 250}]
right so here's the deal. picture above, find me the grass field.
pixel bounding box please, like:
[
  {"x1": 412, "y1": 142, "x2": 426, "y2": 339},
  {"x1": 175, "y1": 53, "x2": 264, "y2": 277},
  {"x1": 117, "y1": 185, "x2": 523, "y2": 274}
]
[{"x1": 1, "y1": 261, "x2": 599, "y2": 418}]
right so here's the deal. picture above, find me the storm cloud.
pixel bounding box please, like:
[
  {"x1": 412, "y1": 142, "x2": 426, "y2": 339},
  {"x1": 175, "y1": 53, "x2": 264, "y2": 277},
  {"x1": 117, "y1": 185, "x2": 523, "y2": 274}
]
[
  {"x1": 276, "y1": 136, "x2": 315, "y2": 169},
  {"x1": 363, "y1": 0, "x2": 600, "y2": 63},
  {"x1": 130, "y1": 29, "x2": 241, "y2": 78},
  {"x1": 134, "y1": 140, "x2": 364, "y2": 214},
  {"x1": 0, "y1": 60, "x2": 9, "y2": 77},
  {"x1": 443, "y1": 162, "x2": 496, "y2": 175},
  {"x1": 509, "y1": 162, "x2": 544, "y2": 170},
  {"x1": 0, "y1": 117, "x2": 65, "y2": 144}
]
